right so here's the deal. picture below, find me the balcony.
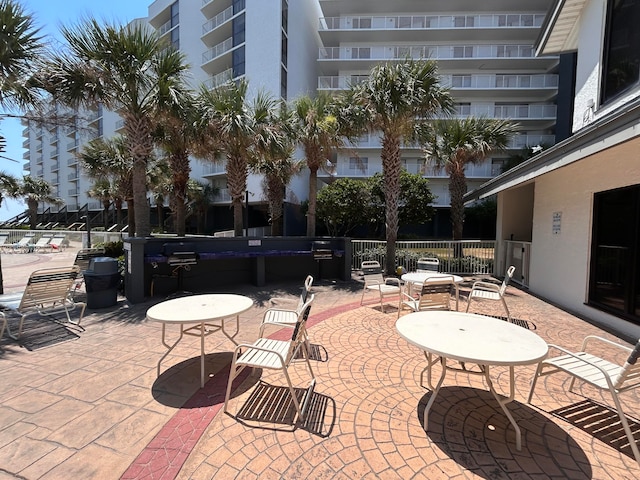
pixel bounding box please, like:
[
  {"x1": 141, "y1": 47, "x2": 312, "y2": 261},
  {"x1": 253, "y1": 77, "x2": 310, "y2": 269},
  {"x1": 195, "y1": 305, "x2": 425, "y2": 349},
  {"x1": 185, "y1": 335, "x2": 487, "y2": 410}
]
[
  {"x1": 68, "y1": 172, "x2": 79, "y2": 181},
  {"x1": 318, "y1": 44, "x2": 556, "y2": 71},
  {"x1": 51, "y1": 146, "x2": 59, "y2": 157},
  {"x1": 23, "y1": 162, "x2": 30, "y2": 170},
  {"x1": 157, "y1": 19, "x2": 173, "y2": 37},
  {"x1": 22, "y1": 139, "x2": 30, "y2": 148},
  {"x1": 67, "y1": 139, "x2": 79, "y2": 151},
  {"x1": 50, "y1": 162, "x2": 59, "y2": 172},
  {"x1": 115, "y1": 118, "x2": 125, "y2": 130},
  {"x1": 202, "y1": 5, "x2": 233, "y2": 36},
  {"x1": 202, "y1": 161, "x2": 227, "y2": 175},
  {"x1": 509, "y1": 134, "x2": 556, "y2": 149},
  {"x1": 318, "y1": 75, "x2": 369, "y2": 90},
  {"x1": 213, "y1": 188, "x2": 232, "y2": 203},
  {"x1": 67, "y1": 157, "x2": 78, "y2": 166},
  {"x1": 68, "y1": 188, "x2": 79, "y2": 196},
  {"x1": 319, "y1": 14, "x2": 545, "y2": 42},
  {"x1": 204, "y1": 68, "x2": 234, "y2": 90},
  {"x1": 202, "y1": 37, "x2": 233, "y2": 65}
]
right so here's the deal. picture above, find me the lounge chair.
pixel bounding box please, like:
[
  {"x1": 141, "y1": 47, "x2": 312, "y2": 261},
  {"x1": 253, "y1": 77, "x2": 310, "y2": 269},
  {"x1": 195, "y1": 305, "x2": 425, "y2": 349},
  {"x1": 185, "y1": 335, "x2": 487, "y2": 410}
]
[
  {"x1": 30, "y1": 235, "x2": 54, "y2": 253},
  {"x1": 6, "y1": 233, "x2": 35, "y2": 253},
  {"x1": 0, "y1": 266, "x2": 86, "y2": 339},
  {"x1": 47, "y1": 235, "x2": 67, "y2": 252},
  {"x1": 224, "y1": 295, "x2": 316, "y2": 423}
]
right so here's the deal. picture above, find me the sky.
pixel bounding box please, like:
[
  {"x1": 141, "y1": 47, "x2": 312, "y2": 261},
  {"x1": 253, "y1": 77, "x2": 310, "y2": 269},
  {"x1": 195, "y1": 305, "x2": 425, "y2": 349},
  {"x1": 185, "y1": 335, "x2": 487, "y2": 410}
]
[{"x1": 0, "y1": 0, "x2": 150, "y2": 220}]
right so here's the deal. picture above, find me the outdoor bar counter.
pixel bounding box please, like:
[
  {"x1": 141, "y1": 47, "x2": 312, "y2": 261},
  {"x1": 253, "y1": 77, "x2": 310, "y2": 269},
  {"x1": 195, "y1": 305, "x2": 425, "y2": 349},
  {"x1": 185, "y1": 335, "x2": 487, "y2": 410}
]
[{"x1": 124, "y1": 236, "x2": 351, "y2": 303}]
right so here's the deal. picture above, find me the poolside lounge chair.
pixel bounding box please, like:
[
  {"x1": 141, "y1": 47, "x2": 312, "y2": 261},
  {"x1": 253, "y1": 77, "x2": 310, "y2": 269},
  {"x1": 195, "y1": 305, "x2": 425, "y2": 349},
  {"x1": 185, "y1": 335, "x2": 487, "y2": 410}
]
[
  {"x1": 224, "y1": 295, "x2": 316, "y2": 423},
  {"x1": 47, "y1": 235, "x2": 67, "y2": 252},
  {"x1": 30, "y1": 235, "x2": 54, "y2": 253},
  {"x1": 0, "y1": 266, "x2": 86, "y2": 339},
  {"x1": 360, "y1": 260, "x2": 401, "y2": 313},
  {"x1": 5, "y1": 233, "x2": 35, "y2": 253},
  {"x1": 528, "y1": 335, "x2": 640, "y2": 466},
  {"x1": 0, "y1": 234, "x2": 9, "y2": 250}
]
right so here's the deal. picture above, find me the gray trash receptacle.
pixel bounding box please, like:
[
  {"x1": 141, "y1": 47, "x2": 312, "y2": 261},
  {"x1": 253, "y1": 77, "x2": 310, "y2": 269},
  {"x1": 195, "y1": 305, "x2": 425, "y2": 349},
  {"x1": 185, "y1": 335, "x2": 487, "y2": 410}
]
[{"x1": 84, "y1": 257, "x2": 120, "y2": 309}]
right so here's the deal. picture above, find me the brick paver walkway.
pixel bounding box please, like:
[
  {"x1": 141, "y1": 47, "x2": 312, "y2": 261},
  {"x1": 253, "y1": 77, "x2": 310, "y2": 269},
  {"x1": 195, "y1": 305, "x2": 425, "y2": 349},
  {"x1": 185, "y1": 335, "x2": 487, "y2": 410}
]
[{"x1": 1, "y1": 247, "x2": 639, "y2": 479}]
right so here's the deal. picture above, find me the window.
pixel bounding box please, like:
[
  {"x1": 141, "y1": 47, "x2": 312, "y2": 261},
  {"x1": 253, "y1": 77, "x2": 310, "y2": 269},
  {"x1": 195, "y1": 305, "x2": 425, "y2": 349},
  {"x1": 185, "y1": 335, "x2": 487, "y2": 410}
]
[
  {"x1": 233, "y1": 46, "x2": 245, "y2": 77},
  {"x1": 349, "y1": 157, "x2": 367, "y2": 174},
  {"x1": 451, "y1": 75, "x2": 472, "y2": 87},
  {"x1": 170, "y1": 1, "x2": 179, "y2": 27},
  {"x1": 589, "y1": 184, "x2": 640, "y2": 323},
  {"x1": 602, "y1": 0, "x2": 640, "y2": 103},
  {"x1": 233, "y1": 13, "x2": 245, "y2": 46},
  {"x1": 281, "y1": 65, "x2": 287, "y2": 100}
]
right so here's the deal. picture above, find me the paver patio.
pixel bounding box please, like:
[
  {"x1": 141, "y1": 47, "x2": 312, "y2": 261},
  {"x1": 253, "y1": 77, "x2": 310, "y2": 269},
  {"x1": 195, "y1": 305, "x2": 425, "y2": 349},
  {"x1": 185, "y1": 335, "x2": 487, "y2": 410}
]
[{"x1": 1, "y1": 247, "x2": 639, "y2": 479}]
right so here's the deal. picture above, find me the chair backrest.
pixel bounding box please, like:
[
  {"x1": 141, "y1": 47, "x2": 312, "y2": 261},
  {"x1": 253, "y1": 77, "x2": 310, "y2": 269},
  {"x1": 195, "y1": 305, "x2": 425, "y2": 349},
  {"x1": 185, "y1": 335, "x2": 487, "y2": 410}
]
[
  {"x1": 417, "y1": 277, "x2": 454, "y2": 311},
  {"x1": 49, "y1": 236, "x2": 66, "y2": 247},
  {"x1": 286, "y1": 294, "x2": 315, "y2": 362},
  {"x1": 614, "y1": 340, "x2": 640, "y2": 390},
  {"x1": 18, "y1": 266, "x2": 81, "y2": 312},
  {"x1": 362, "y1": 260, "x2": 385, "y2": 285},
  {"x1": 15, "y1": 234, "x2": 35, "y2": 247},
  {"x1": 499, "y1": 265, "x2": 516, "y2": 295},
  {"x1": 300, "y1": 275, "x2": 314, "y2": 305},
  {"x1": 417, "y1": 257, "x2": 439, "y2": 272},
  {"x1": 32, "y1": 236, "x2": 52, "y2": 247},
  {"x1": 0, "y1": 235, "x2": 9, "y2": 246},
  {"x1": 74, "y1": 248, "x2": 106, "y2": 272}
]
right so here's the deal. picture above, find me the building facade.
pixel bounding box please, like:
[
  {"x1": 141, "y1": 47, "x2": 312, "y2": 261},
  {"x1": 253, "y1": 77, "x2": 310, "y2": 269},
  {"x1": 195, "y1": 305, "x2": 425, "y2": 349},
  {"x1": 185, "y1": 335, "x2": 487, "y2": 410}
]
[
  {"x1": 19, "y1": 0, "x2": 561, "y2": 236},
  {"x1": 465, "y1": 0, "x2": 640, "y2": 341}
]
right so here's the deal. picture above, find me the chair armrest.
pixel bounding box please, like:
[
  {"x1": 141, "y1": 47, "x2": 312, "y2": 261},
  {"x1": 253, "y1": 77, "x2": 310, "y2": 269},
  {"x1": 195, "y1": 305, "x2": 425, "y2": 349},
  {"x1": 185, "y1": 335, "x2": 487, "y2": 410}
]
[
  {"x1": 581, "y1": 335, "x2": 633, "y2": 355},
  {"x1": 470, "y1": 281, "x2": 500, "y2": 292},
  {"x1": 385, "y1": 277, "x2": 401, "y2": 287},
  {"x1": 268, "y1": 297, "x2": 298, "y2": 307},
  {"x1": 400, "y1": 290, "x2": 416, "y2": 302},
  {"x1": 546, "y1": 343, "x2": 618, "y2": 389}
]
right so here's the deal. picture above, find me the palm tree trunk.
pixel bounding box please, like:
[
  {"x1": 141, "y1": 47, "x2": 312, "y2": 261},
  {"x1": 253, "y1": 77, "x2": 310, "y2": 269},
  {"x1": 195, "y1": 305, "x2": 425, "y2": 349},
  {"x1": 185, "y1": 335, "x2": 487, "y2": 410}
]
[
  {"x1": 171, "y1": 152, "x2": 191, "y2": 237},
  {"x1": 226, "y1": 153, "x2": 247, "y2": 236},
  {"x1": 307, "y1": 164, "x2": 319, "y2": 237},
  {"x1": 28, "y1": 198, "x2": 38, "y2": 229},
  {"x1": 382, "y1": 134, "x2": 401, "y2": 276},
  {"x1": 449, "y1": 170, "x2": 467, "y2": 257},
  {"x1": 125, "y1": 116, "x2": 153, "y2": 237}
]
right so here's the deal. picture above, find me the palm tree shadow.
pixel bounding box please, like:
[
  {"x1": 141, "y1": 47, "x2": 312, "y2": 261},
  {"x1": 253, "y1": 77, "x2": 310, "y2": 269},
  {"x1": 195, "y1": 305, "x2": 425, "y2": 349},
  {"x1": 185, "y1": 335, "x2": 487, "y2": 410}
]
[{"x1": 418, "y1": 386, "x2": 593, "y2": 479}]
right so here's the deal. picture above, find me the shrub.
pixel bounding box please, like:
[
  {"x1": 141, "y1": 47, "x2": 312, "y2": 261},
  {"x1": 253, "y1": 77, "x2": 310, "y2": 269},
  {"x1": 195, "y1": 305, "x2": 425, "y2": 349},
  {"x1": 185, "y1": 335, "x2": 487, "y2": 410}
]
[{"x1": 94, "y1": 240, "x2": 124, "y2": 258}]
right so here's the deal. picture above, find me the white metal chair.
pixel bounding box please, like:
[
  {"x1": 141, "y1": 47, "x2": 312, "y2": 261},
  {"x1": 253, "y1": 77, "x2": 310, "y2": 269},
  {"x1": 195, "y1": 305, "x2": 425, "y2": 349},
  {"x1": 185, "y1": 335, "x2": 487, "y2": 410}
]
[
  {"x1": 398, "y1": 276, "x2": 455, "y2": 318},
  {"x1": 528, "y1": 335, "x2": 640, "y2": 466},
  {"x1": 360, "y1": 260, "x2": 402, "y2": 313},
  {"x1": 224, "y1": 295, "x2": 316, "y2": 423},
  {"x1": 417, "y1": 257, "x2": 439, "y2": 272},
  {"x1": 259, "y1": 275, "x2": 314, "y2": 351},
  {"x1": 466, "y1": 265, "x2": 516, "y2": 321}
]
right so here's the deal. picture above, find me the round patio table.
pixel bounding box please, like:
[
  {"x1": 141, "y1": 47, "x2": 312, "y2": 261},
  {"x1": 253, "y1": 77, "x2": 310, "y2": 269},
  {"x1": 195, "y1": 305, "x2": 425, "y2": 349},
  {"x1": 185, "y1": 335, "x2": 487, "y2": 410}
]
[
  {"x1": 147, "y1": 293, "x2": 253, "y2": 388},
  {"x1": 396, "y1": 311, "x2": 548, "y2": 450}
]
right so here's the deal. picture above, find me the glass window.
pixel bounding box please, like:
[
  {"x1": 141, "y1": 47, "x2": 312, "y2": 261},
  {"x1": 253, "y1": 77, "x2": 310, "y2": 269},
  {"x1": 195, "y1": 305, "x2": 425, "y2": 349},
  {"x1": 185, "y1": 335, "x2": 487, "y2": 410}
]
[
  {"x1": 602, "y1": 0, "x2": 640, "y2": 103},
  {"x1": 171, "y1": 1, "x2": 179, "y2": 27},
  {"x1": 281, "y1": 34, "x2": 287, "y2": 67},
  {"x1": 589, "y1": 184, "x2": 640, "y2": 323},
  {"x1": 233, "y1": 46, "x2": 245, "y2": 77},
  {"x1": 233, "y1": 13, "x2": 245, "y2": 47},
  {"x1": 281, "y1": 66, "x2": 287, "y2": 100}
]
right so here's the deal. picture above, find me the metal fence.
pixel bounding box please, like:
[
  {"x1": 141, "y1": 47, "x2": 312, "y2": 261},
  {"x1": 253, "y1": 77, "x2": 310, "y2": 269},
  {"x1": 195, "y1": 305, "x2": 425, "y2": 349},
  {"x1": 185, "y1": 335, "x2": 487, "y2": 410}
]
[
  {"x1": 351, "y1": 239, "x2": 496, "y2": 275},
  {"x1": 0, "y1": 229, "x2": 125, "y2": 250}
]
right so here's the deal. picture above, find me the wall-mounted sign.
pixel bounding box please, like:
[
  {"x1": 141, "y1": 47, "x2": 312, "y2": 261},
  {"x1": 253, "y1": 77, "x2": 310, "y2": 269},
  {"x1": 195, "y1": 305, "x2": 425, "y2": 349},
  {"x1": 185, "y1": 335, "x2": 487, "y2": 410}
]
[
  {"x1": 248, "y1": 239, "x2": 262, "y2": 247},
  {"x1": 552, "y1": 211, "x2": 562, "y2": 235}
]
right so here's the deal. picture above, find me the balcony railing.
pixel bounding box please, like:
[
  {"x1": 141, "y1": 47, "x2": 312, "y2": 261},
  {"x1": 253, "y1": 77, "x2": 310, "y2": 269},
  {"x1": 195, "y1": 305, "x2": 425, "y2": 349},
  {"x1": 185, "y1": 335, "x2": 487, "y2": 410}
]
[
  {"x1": 454, "y1": 104, "x2": 557, "y2": 120},
  {"x1": 67, "y1": 139, "x2": 79, "y2": 150},
  {"x1": 68, "y1": 172, "x2": 78, "y2": 181},
  {"x1": 204, "y1": 68, "x2": 234, "y2": 89},
  {"x1": 67, "y1": 157, "x2": 78, "y2": 166},
  {"x1": 213, "y1": 188, "x2": 232, "y2": 202},
  {"x1": 318, "y1": 75, "x2": 369, "y2": 90},
  {"x1": 157, "y1": 19, "x2": 173, "y2": 36},
  {"x1": 202, "y1": 161, "x2": 227, "y2": 175},
  {"x1": 115, "y1": 119, "x2": 125, "y2": 130},
  {"x1": 509, "y1": 134, "x2": 556, "y2": 149},
  {"x1": 50, "y1": 163, "x2": 59, "y2": 172},
  {"x1": 202, "y1": 37, "x2": 233, "y2": 64},
  {"x1": 320, "y1": 14, "x2": 546, "y2": 31},
  {"x1": 68, "y1": 188, "x2": 79, "y2": 196},
  {"x1": 319, "y1": 44, "x2": 535, "y2": 61},
  {"x1": 202, "y1": 5, "x2": 234, "y2": 35}
]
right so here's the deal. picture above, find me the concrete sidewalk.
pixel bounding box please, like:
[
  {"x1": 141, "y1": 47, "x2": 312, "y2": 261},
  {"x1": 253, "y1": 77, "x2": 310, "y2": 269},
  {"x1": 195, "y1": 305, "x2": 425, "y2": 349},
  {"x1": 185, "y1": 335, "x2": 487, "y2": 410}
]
[{"x1": 1, "y1": 250, "x2": 639, "y2": 479}]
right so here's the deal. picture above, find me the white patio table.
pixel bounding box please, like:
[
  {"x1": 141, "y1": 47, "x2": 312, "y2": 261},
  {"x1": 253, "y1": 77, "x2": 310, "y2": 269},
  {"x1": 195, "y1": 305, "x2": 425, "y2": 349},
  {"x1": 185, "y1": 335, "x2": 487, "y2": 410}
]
[
  {"x1": 146, "y1": 293, "x2": 253, "y2": 388},
  {"x1": 401, "y1": 271, "x2": 464, "y2": 310},
  {"x1": 396, "y1": 311, "x2": 548, "y2": 450}
]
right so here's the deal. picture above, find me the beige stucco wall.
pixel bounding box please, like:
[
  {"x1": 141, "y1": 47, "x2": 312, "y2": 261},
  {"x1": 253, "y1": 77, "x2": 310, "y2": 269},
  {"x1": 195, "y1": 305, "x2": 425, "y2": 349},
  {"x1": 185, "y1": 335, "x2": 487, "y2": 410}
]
[{"x1": 529, "y1": 137, "x2": 640, "y2": 339}]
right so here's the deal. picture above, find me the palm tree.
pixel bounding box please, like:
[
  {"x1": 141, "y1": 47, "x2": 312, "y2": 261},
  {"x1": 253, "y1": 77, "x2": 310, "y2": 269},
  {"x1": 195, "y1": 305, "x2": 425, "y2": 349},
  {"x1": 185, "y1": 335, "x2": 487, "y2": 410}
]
[
  {"x1": 198, "y1": 79, "x2": 266, "y2": 236},
  {"x1": 0, "y1": 170, "x2": 18, "y2": 207},
  {"x1": 187, "y1": 180, "x2": 218, "y2": 234},
  {"x1": 14, "y1": 175, "x2": 63, "y2": 228},
  {"x1": 79, "y1": 136, "x2": 135, "y2": 233},
  {"x1": 86, "y1": 178, "x2": 113, "y2": 229},
  {"x1": 41, "y1": 19, "x2": 189, "y2": 237},
  {"x1": 338, "y1": 60, "x2": 454, "y2": 274},
  {"x1": 0, "y1": 0, "x2": 44, "y2": 109},
  {"x1": 293, "y1": 93, "x2": 343, "y2": 237},
  {"x1": 253, "y1": 102, "x2": 302, "y2": 236},
  {"x1": 155, "y1": 91, "x2": 215, "y2": 236},
  {"x1": 423, "y1": 117, "x2": 517, "y2": 243}
]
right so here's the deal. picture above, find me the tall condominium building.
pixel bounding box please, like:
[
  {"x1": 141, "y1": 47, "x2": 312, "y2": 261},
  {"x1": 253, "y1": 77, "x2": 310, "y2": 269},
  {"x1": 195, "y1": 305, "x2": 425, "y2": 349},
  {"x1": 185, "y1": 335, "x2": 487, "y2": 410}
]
[
  {"x1": 20, "y1": 0, "x2": 563, "y2": 236},
  {"x1": 315, "y1": 0, "x2": 561, "y2": 236}
]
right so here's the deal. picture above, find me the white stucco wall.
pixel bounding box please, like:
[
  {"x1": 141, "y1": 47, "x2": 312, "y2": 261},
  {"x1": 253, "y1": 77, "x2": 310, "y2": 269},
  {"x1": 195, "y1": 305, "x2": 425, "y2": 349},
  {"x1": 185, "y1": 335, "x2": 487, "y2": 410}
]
[{"x1": 529, "y1": 137, "x2": 640, "y2": 340}]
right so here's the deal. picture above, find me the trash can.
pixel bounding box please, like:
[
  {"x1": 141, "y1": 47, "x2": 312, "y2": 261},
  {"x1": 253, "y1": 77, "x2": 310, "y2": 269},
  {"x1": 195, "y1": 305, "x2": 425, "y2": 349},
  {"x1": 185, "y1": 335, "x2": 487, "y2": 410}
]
[{"x1": 84, "y1": 257, "x2": 120, "y2": 309}]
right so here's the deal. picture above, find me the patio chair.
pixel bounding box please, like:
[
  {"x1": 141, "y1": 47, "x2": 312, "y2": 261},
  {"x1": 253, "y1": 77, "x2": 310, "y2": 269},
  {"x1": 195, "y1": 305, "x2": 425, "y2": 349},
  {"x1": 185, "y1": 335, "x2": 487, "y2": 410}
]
[
  {"x1": 260, "y1": 275, "x2": 314, "y2": 351},
  {"x1": 465, "y1": 265, "x2": 516, "y2": 321},
  {"x1": 527, "y1": 335, "x2": 640, "y2": 466},
  {"x1": 417, "y1": 257, "x2": 439, "y2": 272},
  {"x1": 224, "y1": 295, "x2": 316, "y2": 423},
  {"x1": 0, "y1": 312, "x2": 6, "y2": 340},
  {"x1": 0, "y1": 234, "x2": 9, "y2": 249},
  {"x1": 0, "y1": 266, "x2": 86, "y2": 339},
  {"x1": 360, "y1": 260, "x2": 402, "y2": 313},
  {"x1": 398, "y1": 276, "x2": 455, "y2": 318}
]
